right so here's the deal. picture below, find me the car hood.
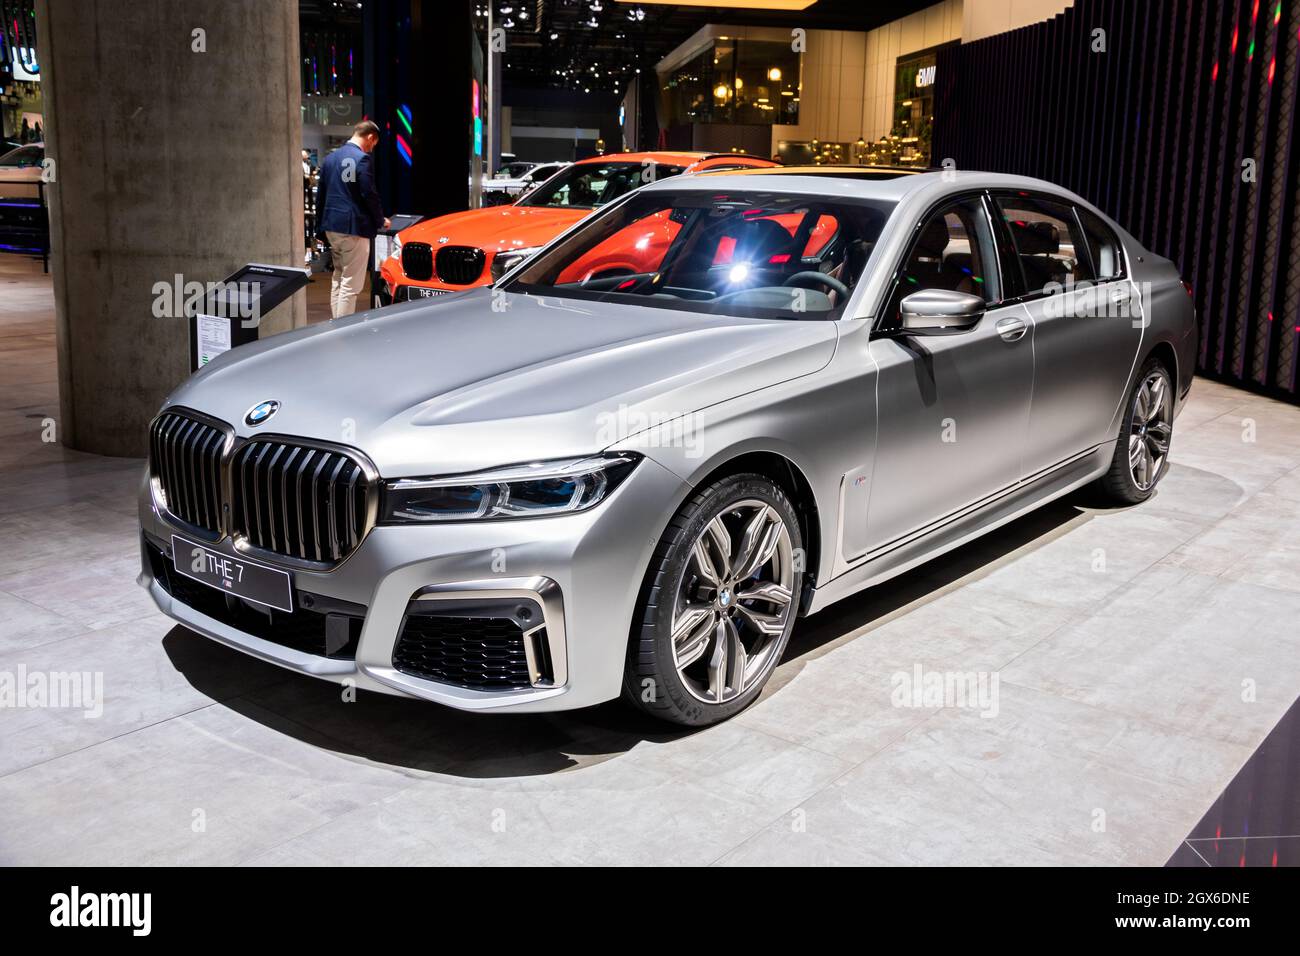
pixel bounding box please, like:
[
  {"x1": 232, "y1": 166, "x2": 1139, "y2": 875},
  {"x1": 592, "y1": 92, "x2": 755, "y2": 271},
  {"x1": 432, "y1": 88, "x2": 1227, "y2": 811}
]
[
  {"x1": 166, "y1": 289, "x2": 838, "y2": 476},
  {"x1": 399, "y1": 204, "x2": 590, "y2": 254}
]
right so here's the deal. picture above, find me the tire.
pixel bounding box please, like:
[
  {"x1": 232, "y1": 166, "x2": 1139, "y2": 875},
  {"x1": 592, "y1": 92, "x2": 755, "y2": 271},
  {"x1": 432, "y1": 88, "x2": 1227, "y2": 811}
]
[
  {"x1": 1096, "y1": 357, "x2": 1174, "y2": 504},
  {"x1": 623, "y1": 473, "x2": 803, "y2": 727}
]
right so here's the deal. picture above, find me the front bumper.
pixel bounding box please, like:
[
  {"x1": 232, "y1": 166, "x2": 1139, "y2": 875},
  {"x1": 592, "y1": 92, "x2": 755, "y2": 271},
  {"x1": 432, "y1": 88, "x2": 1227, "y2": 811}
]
[
  {"x1": 138, "y1": 456, "x2": 687, "y2": 713},
  {"x1": 377, "y1": 257, "x2": 491, "y2": 301}
]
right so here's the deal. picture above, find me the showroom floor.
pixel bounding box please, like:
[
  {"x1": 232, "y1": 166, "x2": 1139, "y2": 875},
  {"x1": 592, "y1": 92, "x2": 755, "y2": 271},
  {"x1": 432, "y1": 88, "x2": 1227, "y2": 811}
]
[{"x1": 3, "y1": 253, "x2": 1299, "y2": 866}]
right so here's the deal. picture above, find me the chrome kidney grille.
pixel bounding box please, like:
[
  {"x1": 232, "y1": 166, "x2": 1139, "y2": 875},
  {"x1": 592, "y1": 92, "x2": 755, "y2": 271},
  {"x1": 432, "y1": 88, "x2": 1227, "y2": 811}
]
[
  {"x1": 148, "y1": 409, "x2": 377, "y2": 566},
  {"x1": 149, "y1": 412, "x2": 228, "y2": 538},
  {"x1": 231, "y1": 441, "x2": 370, "y2": 563}
]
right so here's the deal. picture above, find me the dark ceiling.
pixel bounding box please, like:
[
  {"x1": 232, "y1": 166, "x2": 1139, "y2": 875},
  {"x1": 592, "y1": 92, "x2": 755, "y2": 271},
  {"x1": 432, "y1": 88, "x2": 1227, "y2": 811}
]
[
  {"x1": 297, "y1": 1, "x2": 948, "y2": 95},
  {"x1": 482, "y1": 0, "x2": 947, "y2": 91}
]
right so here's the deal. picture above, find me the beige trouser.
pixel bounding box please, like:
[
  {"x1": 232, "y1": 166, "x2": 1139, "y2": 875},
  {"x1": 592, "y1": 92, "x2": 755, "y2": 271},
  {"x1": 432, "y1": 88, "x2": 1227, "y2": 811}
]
[{"x1": 326, "y1": 231, "x2": 370, "y2": 318}]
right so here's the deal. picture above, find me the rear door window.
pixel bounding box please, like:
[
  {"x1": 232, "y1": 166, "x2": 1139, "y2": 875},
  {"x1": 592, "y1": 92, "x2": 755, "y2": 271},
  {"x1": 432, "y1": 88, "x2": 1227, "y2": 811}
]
[{"x1": 995, "y1": 194, "x2": 1094, "y2": 295}]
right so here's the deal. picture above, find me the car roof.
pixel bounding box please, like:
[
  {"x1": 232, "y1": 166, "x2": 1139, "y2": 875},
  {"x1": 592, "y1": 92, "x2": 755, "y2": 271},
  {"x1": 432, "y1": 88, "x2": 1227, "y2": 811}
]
[
  {"x1": 573, "y1": 151, "x2": 773, "y2": 168},
  {"x1": 638, "y1": 168, "x2": 1103, "y2": 210},
  {"x1": 704, "y1": 164, "x2": 927, "y2": 179}
]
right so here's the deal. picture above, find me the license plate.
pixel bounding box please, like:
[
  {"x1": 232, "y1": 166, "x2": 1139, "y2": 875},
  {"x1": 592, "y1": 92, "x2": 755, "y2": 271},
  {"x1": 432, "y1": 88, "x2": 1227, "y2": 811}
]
[
  {"x1": 171, "y1": 535, "x2": 294, "y2": 612},
  {"x1": 409, "y1": 287, "x2": 448, "y2": 299}
]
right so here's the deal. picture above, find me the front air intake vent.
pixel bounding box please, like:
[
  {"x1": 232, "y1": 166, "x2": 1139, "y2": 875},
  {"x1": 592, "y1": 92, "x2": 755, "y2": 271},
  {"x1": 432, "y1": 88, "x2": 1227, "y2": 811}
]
[
  {"x1": 230, "y1": 440, "x2": 376, "y2": 565},
  {"x1": 393, "y1": 615, "x2": 534, "y2": 690}
]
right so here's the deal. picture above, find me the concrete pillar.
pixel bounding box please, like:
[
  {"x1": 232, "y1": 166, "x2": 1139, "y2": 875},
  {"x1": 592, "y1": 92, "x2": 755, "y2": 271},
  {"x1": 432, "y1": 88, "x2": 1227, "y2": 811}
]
[{"x1": 35, "y1": 0, "x2": 305, "y2": 457}]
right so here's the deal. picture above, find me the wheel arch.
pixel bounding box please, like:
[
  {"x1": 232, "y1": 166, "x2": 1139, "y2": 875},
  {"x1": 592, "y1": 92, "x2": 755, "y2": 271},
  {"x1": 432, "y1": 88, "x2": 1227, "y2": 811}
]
[
  {"x1": 1145, "y1": 339, "x2": 1178, "y2": 387},
  {"x1": 681, "y1": 448, "x2": 822, "y2": 613}
]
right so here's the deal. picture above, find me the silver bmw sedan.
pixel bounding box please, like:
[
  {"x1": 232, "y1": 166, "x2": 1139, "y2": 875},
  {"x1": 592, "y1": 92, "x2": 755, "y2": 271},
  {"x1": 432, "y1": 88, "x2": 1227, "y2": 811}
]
[{"x1": 139, "y1": 168, "x2": 1196, "y2": 726}]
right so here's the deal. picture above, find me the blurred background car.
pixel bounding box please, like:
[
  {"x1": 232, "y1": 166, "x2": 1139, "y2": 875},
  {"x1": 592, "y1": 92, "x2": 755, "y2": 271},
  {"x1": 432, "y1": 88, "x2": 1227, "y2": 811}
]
[
  {"x1": 0, "y1": 143, "x2": 45, "y2": 200},
  {"x1": 480, "y1": 161, "x2": 571, "y2": 206}
]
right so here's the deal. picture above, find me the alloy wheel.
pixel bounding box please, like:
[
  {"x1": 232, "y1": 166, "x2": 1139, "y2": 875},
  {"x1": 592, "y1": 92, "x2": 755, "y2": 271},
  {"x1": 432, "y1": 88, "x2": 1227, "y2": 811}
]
[
  {"x1": 1128, "y1": 370, "x2": 1173, "y2": 491},
  {"x1": 669, "y1": 498, "x2": 795, "y2": 704}
]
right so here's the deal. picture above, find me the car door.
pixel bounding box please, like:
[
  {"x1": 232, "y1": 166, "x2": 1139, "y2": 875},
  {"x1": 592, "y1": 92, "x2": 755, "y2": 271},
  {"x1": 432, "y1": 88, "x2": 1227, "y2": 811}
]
[
  {"x1": 848, "y1": 193, "x2": 1035, "y2": 559},
  {"x1": 992, "y1": 192, "x2": 1143, "y2": 477}
]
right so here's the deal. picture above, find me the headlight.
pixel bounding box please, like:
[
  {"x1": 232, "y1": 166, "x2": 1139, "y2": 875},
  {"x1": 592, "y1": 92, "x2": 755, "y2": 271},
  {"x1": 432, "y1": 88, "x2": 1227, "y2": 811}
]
[
  {"x1": 389, "y1": 235, "x2": 403, "y2": 261},
  {"x1": 382, "y1": 452, "x2": 641, "y2": 523},
  {"x1": 490, "y1": 245, "x2": 543, "y2": 282}
]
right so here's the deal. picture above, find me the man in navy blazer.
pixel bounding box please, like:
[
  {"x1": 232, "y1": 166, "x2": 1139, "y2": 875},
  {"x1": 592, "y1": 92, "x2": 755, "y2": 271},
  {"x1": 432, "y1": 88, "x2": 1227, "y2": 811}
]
[{"x1": 316, "y1": 120, "x2": 390, "y2": 317}]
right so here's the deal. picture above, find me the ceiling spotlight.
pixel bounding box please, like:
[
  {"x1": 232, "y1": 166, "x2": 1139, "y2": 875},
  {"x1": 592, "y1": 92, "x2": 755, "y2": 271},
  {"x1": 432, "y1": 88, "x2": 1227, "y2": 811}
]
[{"x1": 768, "y1": 67, "x2": 782, "y2": 81}]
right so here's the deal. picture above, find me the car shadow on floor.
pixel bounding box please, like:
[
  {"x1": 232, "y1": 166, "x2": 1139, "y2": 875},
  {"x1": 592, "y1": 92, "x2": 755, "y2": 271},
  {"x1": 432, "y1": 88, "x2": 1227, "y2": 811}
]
[
  {"x1": 163, "y1": 491, "x2": 1097, "y2": 778},
  {"x1": 778, "y1": 495, "x2": 1092, "y2": 676}
]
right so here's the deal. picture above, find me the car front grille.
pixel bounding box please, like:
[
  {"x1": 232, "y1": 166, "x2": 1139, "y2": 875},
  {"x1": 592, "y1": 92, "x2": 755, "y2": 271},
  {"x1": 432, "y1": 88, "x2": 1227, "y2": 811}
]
[
  {"x1": 148, "y1": 409, "x2": 377, "y2": 566},
  {"x1": 393, "y1": 614, "x2": 537, "y2": 690},
  {"x1": 435, "y1": 245, "x2": 486, "y2": 284},
  {"x1": 231, "y1": 440, "x2": 373, "y2": 564},
  {"x1": 401, "y1": 241, "x2": 434, "y2": 280},
  {"x1": 149, "y1": 411, "x2": 228, "y2": 538}
]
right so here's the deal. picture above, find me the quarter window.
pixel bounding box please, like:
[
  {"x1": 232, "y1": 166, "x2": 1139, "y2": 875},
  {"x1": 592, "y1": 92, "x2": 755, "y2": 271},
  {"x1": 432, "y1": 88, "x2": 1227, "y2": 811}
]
[
  {"x1": 1076, "y1": 206, "x2": 1125, "y2": 280},
  {"x1": 996, "y1": 195, "x2": 1093, "y2": 294}
]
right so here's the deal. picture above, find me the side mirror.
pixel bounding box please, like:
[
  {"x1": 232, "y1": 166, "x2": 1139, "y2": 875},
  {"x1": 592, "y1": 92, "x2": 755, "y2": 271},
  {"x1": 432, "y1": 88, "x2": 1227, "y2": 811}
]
[{"x1": 899, "y1": 289, "x2": 985, "y2": 333}]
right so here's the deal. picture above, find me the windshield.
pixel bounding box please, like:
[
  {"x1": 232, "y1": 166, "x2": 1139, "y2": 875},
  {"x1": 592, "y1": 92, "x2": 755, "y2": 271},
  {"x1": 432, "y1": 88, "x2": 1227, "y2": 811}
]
[
  {"x1": 506, "y1": 189, "x2": 895, "y2": 320},
  {"x1": 517, "y1": 162, "x2": 685, "y2": 209}
]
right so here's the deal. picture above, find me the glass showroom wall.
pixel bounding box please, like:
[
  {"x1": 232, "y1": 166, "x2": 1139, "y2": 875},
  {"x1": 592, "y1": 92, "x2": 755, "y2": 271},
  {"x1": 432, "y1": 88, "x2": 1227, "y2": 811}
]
[{"x1": 659, "y1": 36, "x2": 800, "y2": 129}]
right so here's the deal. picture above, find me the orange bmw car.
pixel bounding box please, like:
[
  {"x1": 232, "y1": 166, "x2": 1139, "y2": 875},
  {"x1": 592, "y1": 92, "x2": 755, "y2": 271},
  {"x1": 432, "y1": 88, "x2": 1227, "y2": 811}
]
[{"x1": 379, "y1": 151, "x2": 778, "y2": 302}]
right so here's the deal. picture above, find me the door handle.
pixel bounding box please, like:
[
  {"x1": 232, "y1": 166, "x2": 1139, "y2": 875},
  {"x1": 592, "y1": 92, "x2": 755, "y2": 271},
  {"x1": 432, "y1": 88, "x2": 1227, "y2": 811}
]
[{"x1": 996, "y1": 316, "x2": 1028, "y2": 342}]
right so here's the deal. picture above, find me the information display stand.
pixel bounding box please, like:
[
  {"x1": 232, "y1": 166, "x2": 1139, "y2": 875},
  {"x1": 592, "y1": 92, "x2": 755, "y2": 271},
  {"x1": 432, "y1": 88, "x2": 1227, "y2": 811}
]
[{"x1": 188, "y1": 263, "x2": 311, "y2": 372}]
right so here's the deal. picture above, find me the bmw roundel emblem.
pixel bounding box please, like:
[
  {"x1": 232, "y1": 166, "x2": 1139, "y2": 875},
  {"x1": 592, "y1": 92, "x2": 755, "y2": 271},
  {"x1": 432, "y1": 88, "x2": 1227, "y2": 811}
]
[{"x1": 244, "y1": 400, "x2": 280, "y2": 427}]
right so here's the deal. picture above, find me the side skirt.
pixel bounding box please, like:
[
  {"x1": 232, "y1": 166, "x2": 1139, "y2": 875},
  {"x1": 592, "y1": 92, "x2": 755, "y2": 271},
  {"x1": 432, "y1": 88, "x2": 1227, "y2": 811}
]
[{"x1": 804, "y1": 444, "x2": 1110, "y2": 615}]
